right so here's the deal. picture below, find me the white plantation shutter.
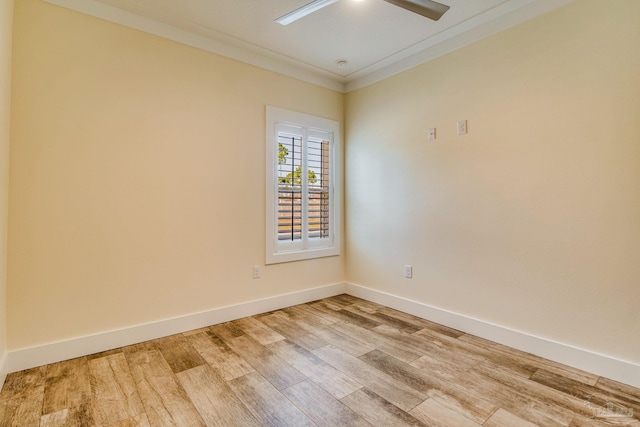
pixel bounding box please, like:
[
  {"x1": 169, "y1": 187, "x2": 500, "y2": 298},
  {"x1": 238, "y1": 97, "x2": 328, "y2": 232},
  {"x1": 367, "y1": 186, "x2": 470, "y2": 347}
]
[
  {"x1": 266, "y1": 107, "x2": 340, "y2": 264},
  {"x1": 307, "y1": 135, "x2": 331, "y2": 240},
  {"x1": 276, "y1": 127, "x2": 304, "y2": 244}
]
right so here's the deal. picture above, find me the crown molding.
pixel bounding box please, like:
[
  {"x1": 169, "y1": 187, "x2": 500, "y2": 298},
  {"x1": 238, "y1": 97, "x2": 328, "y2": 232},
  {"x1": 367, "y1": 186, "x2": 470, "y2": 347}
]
[
  {"x1": 41, "y1": 0, "x2": 573, "y2": 93},
  {"x1": 345, "y1": 0, "x2": 574, "y2": 91},
  {"x1": 41, "y1": 0, "x2": 347, "y2": 92}
]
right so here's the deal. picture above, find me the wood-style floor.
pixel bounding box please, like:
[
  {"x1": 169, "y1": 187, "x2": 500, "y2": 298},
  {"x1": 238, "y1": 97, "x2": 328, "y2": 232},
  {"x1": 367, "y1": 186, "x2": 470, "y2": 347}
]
[{"x1": 1, "y1": 294, "x2": 639, "y2": 426}]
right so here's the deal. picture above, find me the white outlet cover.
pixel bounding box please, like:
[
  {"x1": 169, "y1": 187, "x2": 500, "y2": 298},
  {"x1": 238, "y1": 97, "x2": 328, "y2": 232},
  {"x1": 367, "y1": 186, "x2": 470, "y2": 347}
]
[
  {"x1": 404, "y1": 265, "x2": 413, "y2": 279},
  {"x1": 457, "y1": 120, "x2": 468, "y2": 135}
]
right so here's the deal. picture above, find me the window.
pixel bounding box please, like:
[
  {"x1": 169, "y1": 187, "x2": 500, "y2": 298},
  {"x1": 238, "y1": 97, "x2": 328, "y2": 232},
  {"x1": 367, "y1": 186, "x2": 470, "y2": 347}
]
[{"x1": 266, "y1": 106, "x2": 341, "y2": 264}]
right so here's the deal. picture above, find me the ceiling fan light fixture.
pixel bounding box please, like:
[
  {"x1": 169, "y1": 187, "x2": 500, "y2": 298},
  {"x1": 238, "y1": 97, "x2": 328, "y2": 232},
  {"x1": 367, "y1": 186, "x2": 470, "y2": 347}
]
[{"x1": 275, "y1": 0, "x2": 340, "y2": 26}]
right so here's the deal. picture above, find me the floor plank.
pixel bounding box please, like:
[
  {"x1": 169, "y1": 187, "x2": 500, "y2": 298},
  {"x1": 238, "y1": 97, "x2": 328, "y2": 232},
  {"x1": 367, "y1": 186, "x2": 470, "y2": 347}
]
[
  {"x1": 484, "y1": 408, "x2": 539, "y2": 427},
  {"x1": 297, "y1": 315, "x2": 375, "y2": 357},
  {"x1": 283, "y1": 304, "x2": 338, "y2": 325},
  {"x1": 531, "y1": 368, "x2": 640, "y2": 417},
  {"x1": 39, "y1": 404, "x2": 94, "y2": 427},
  {"x1": 283, "y1": 379, "x2": 371, "y2": 426},
  {"x1": 257, "y1": 311, "x2": 329, "y2": 351},
  {"x1": 177, "y1": 364, "x2": 260, "y2": 426},
  {"x1": 330, "y1": 321, "x2": 424, "y2": 363},
  {"x1": 111, "y1": 412, "x2": 151, "y2": 427},
  {"x1": 340, "y1": 388, "x2": 425, "y2": 426},
  {"x1": 375, "y1": 306, "x2": 465, "y2": 338},
  {"x1": 228, "y1": 371, "x2": 315, "y2": 426},
  {"x1": 208, "y1": 321, "x2": 246, "y2": 341},
  {"x1": 185, "y1": 330, "x2": 255, "y2": 381},
  {"x1": 1, "y1": 294, "x2": 638, "y2": 427},
  {"x1": 310, "y1": 301, "x2": 381, "y2": 329},
  {"x1": 409, "y1": 397, "x2": 482, "y2": 427},
  {"x1": 214, "y1": 334, "x2": 307, "y2": 391},
  {"x1": 39, "y1": 409, "x2": 70, "y2": 427},
  {"x1": 88, "y1": 353, "x2": 145, "y2": 426},
  {"x1": 596, "y1": 376, "x2": 640, "y2": 402},
  {"x1": 154, "y1": 333, "x2": 206, "y2": 374},
  {"x1": 1, "y1": 366, "x2": 47, "y2": 399},
  {"x1": 461, "y1": 366, "x2": 574, "y2": 427},
  {"x1": 42, "y1": 357, "x2": 92, "y2": 418},
  {"x1": 312, "y1": 345, "x2": 427, "y2": 412},
  {"x1": 0, "y1": 385, "x2": 44, "y2": 427},
  {"x1": 473, "y1": 361, "x2": 596, "y2": 420},
  {"x1": 340, "y1": 304, "x2": 423, "y2": 334},
  {"x1": 360, "y1": 347, "x2": 498, "y2": 424},
  {"x1": 125, "y1": 344, "x2": 206, "y2": 426},
  {"x1": 233, "y1": 317, "x2": 286, "y2": 345},
  {"x1": 458, "y1": 333, "x2": 581, "y2": 381},
  {"x1": 371, "y1": 324, "x2": 481, "y2": 376},
  {"x1": 267, "y1": 339, "x2": 362, "y2": 399},
  {"x1": 416, "y1": 328, "x2": 538, "y2": 379}
]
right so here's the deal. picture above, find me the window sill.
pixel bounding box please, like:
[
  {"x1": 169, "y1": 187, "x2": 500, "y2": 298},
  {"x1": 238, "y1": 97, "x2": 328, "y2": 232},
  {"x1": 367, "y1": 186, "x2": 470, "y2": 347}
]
[{"x1": 266, "y1": 246, "x2": 340, "y2": 264}]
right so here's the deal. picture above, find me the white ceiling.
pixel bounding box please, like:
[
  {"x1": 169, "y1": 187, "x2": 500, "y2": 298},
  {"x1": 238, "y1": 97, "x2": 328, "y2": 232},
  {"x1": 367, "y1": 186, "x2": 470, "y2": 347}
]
[{"x1": 43, "y1": 0, "x2": 573, "y2": 92}]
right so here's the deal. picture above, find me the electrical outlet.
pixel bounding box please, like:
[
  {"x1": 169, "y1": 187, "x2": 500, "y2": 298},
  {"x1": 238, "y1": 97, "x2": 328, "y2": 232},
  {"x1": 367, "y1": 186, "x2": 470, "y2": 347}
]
[
  {"x1": 404, "y1": 265, "x2": 413, "y2": 279},
  {"x1": 457, "y1": 120, "x2": 468, "y2": 135},
  {"x1": 253, "y1": 265, "x2": 261, "y2": 279}
]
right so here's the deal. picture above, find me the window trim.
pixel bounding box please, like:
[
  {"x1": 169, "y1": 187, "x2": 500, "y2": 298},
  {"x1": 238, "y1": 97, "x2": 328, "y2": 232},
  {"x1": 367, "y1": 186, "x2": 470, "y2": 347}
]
[{"x1": 266, "y1": 106, "x2": 341, "y2": 264}]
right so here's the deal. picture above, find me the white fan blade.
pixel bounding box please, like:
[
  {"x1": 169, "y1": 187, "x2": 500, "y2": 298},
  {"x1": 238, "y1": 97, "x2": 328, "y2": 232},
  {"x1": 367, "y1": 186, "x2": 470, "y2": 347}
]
[
  {"x1": 275, "y1": 0, "x2": 340, "y2": 25},
  {"x1": 383, "y1": 0, "x2": 450, "y2": 21}
]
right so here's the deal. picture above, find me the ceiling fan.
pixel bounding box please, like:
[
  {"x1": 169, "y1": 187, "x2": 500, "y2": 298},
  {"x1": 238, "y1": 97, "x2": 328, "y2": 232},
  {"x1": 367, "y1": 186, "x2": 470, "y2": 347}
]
[{"x1": 275, "y1": 0, "x2": 450, "y2": 26}]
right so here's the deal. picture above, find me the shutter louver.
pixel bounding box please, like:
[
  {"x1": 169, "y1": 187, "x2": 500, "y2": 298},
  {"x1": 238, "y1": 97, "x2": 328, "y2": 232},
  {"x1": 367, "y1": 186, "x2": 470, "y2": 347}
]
[
  {"x1": 307, "y1": 137, "x2": 330, "y2": 239},
  {"x1": 277, "y1": 134, "x2": 303, "y2": 242},
  {"x1": 275, "y1": 127, "x2": 331, "y2": 244}
]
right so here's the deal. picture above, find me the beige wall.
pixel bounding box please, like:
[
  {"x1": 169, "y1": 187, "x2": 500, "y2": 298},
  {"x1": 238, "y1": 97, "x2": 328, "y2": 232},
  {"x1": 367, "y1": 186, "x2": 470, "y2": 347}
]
[
  {"x1": 8, "y1": 0, "x2": 344, "y2": 349},
  {"x1": 345, "y1": 0, "x2": 640, "y2": 364},
  {"x1": 7, "y1": 0, "x2": 640, "y2": 368},
  {"x1": 0, "y1": 0, "x2": 13, "y2": 359}
]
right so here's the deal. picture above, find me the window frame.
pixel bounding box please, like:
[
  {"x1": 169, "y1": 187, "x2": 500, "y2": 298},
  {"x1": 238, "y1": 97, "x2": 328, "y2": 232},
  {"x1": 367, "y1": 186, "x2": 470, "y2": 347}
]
[{"x1": 265, "y1": 106, "x2": 341, "y2": 264}]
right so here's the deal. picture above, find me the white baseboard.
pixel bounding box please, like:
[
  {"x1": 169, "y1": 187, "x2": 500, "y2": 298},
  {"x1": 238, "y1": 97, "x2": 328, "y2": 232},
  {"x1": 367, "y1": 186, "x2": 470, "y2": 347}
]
[
  {"x1": 345, "y1": 282, "x2": 640, "y2": 389},
  {"x1": 3, "y1": 281, "x2": 638, "y2": 390},
  {"x1": 3, "y1": 283, "x2": 347, "y2": 375},
  {"x1": 0, "y1": 351, "x2": 8, "y2": 390}
]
